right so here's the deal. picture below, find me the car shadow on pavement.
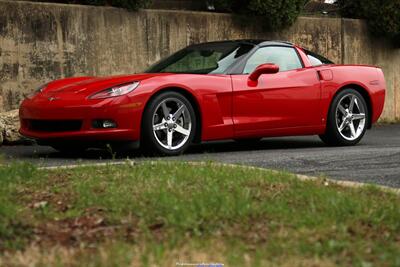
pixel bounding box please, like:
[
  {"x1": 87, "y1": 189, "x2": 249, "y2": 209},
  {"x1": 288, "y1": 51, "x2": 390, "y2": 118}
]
[{"x1": 33, "y1": 137, "x2": 326, "y2": 160}]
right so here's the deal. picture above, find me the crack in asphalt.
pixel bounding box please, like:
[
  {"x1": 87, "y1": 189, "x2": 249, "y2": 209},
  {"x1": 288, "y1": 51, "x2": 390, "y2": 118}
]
[{"x1": 0, "y1": 124, "x2": 399, "y2": 188}]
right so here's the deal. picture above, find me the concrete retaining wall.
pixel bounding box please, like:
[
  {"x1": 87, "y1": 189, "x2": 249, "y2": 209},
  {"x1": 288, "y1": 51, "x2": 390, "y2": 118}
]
[{"x1": 0, "y1": 0, "x2": 399, "y2": 120}]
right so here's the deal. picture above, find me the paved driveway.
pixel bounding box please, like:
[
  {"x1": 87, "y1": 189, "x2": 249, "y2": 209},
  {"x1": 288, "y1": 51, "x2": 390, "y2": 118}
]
[{"x1": 1, "y1": 124, "x2": 399, "y2": 188}]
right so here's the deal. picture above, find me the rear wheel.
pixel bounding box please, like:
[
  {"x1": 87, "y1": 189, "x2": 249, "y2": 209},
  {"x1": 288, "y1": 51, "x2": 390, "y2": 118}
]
[
  {"x1": 141, "y1": 91, "x2": 196, "y2": 156},
  {"x1": 319, "y1": 89, "x2": 368, "y2": 146}
]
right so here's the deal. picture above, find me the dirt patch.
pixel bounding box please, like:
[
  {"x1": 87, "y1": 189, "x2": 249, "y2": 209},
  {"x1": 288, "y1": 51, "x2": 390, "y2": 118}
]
[
  {"x1": 32, "y1": 206, "x2": 140, "y2": 247},
  {"x1": 35, "y1": 214, "x2": 114, "y2": 247},
  {"x1": 14, "y1": 172, "x2": 140, "y2": 248},
  {"x1": 28, "y1": 190, "x2": 73, "y2": 212},
  {"x1": 347, "y1": 219, "x2": 400, "y2": 241},
  {"x1": 18, "y1": 172, "x2": 74, "y2": 212}
]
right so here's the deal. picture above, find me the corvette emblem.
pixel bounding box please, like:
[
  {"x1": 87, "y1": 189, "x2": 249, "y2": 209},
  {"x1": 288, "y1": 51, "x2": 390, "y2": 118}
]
[{"x1": 48, "y1": 97, "x2": 59, "y2": 101}]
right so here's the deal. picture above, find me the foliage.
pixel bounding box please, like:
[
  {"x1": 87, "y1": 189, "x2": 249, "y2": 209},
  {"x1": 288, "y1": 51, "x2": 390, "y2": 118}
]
[
  {"x1": 29, "y1": 0, "x2": 151, "y2": 10},
  {"x1": 337, "y1": 0, "x2": 400, "y2": 46},
  {"x1": 209, "y1": 0, "x2": 307, "y2": 30}
]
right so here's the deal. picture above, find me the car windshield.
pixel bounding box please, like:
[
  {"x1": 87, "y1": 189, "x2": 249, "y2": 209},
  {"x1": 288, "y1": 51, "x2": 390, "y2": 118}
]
[{"x1": 145, "y1": 42, "x2": 254, "y2": 74}]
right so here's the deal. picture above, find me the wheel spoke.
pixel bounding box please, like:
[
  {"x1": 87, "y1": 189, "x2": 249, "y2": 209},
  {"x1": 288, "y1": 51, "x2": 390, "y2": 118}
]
[
  {"x1": 338, "y1": 104, "x2": 346, "y2": 115},
  {"x1": 153, "y1": 97, "x2": 192, "y2": 151},
  {"x1": 167, "y1": 130, "x2": 173, "y2": 148},
  {"x1": 175, "y1": 125, "x2": 190, "y2": 136},
  {"x1": 153, "y1": 121, "x2": 167, "y2": 131},
  {"x1": 338, "y1": 120, "x2": 346, "y2": 132},
  {"x1": 161, "y1": 102, "x2": 170, "y2": 118},
  {"x1": 354, "y1": 98, "x2": 360, "y2": 111},
  {"x1": 173, "y1": 105, "x2": 185, "y2": 119},
  {"x1": 349, "y1": 122, "x2": 356, "y2": 138},
  {"x1": 349, "y1": 95, "x2": 356, "y2": 112},
  {"x1": 352, "y1": 113, "x2": 365, "y2": 120}
]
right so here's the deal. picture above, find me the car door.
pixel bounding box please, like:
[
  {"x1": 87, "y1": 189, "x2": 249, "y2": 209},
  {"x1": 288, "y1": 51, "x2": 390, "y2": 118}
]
[{"x1": 231, "y1": 45, "x2": 322, "y2": 136}]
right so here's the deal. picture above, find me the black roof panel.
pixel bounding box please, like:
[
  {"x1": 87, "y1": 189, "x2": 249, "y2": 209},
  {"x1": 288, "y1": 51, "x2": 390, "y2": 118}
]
[{"x1": 190, "y1": 39, "x2": 294, "y2": 47}]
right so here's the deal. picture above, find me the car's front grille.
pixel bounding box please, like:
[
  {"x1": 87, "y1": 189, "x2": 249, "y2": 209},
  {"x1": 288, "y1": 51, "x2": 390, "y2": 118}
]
[{"x1": 27, "y1": 120, "x2": 82, "y2": 132}]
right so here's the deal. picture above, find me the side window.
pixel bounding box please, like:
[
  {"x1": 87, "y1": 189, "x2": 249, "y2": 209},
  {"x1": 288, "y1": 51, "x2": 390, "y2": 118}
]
[
  {"x1": 304, "y1": 49, "x2": 334, "y2": 66},
  {"x1": 307, "y1": 54, "x2": 324, "y2": 66},
  {"x1": 243, "y1": 46, "x2": 302, "y2": 74}
]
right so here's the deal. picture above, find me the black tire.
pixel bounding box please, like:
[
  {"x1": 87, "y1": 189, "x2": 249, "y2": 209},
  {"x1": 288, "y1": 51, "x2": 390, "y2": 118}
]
[
  {"x1": 319, "y1": 88, "x2": 369, "y2": 146},
  {"x1": 141, "y1": 91, "x2": 197, "y2": 156}
]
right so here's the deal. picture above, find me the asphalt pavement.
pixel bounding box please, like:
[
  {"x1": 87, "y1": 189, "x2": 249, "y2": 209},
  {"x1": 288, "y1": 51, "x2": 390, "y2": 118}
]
[{"x1": 1, "y1": 124, "x2": 399, "y2": 188}]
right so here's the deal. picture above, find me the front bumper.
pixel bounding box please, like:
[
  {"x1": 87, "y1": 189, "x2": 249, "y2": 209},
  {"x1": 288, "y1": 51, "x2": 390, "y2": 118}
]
[{"x1": 19, "y1": 96, "x2": 142, "y2": 142}]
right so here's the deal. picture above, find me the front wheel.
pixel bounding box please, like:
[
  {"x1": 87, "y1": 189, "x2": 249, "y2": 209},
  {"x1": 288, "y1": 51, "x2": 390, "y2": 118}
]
[
  {"x1": 319, "y1": 89, "x2": 369, "y2": 146},
  {"x1": 141, "y1": 91, "x2": 196, "y2": 156}
]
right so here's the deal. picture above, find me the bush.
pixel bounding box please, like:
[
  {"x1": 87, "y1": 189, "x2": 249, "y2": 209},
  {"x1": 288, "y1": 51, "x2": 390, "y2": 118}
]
[
  {"x1": 247, "y1": 0, "x2": 307, "y2": 30},
  {"x1": 208, "y1": 0, "x2": 307, "y2": 30},
  {"x1": 337, "y1": 0, "x2": 400, "y2": 46},
  {"x1": 209, "y1": 0, "x2": 232, "y2": 11},
  {"x1": 29, "y1": 0, "x2": 150, "y2": 10}
]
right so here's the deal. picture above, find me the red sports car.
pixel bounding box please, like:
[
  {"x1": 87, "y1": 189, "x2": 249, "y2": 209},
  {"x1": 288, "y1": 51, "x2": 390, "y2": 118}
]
[{"x1": 19, "y1": 40, "x2": 386, "y2": 155}]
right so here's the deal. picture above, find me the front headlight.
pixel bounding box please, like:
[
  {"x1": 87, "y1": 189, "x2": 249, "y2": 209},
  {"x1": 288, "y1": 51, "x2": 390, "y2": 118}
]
[
  {"x1": 89, "y1": 82, "x2": 140, "y2": 99},
  {"x1": 25, "y1": 83, "x2": 48, "y2": 99}
]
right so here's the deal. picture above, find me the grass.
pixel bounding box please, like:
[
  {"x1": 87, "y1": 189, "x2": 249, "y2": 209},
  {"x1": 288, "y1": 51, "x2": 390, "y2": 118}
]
[{"x1": 0, "y1": 161, "x2": 399, "y2": 266}]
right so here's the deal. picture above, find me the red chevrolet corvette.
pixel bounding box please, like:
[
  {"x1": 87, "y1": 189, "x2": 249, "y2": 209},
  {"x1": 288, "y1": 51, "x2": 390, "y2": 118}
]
[{"x1": 19, "y1": 40, "x2": 386, "y2": 155}]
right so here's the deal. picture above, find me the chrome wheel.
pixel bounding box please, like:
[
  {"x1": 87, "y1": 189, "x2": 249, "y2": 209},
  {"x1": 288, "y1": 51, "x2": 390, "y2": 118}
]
[
  {"x1": 335, "y1": 93, "x2": 366, "y2": 141},
  {"x1": 152, "y1": 97, "x2": 192, "y2": 150}
]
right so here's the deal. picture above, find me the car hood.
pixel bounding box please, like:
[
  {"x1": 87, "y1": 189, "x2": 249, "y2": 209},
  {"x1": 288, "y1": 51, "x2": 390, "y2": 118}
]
[{"x1": 41, "y1": 73, "x2": 172, "y2": 98}]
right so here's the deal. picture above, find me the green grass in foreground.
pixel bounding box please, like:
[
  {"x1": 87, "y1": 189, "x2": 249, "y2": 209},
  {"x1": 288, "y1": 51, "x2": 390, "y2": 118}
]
[{"x1": 0, "y1": 161, "x2": 399, "y2": 267}]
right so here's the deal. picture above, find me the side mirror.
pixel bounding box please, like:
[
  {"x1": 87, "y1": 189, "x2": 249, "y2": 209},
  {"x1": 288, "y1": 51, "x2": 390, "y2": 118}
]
[{"x1": 249, "y1": 63, "x2": 279, "y2": 81}]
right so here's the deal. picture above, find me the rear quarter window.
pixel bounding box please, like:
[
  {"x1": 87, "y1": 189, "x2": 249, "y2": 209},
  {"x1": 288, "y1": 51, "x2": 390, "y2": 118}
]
[{"x1": 305, "y1": 50, "x2": 334, "y2": 66}]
